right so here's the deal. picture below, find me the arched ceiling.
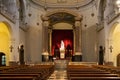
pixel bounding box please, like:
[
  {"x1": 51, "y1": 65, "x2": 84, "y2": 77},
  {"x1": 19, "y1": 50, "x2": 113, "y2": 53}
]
[{"x1": 31, "y1": 0, "x2": 94, "y2": 8}]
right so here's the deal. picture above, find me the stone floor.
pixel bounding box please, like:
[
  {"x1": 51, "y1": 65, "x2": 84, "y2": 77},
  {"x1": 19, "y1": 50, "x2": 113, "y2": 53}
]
[{"x1": 47, "y1": 70, "x2": 68, "y2": 80}]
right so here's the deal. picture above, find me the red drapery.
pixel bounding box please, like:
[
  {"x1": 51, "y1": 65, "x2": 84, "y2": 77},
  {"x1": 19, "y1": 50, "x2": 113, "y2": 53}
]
[{"x1": 52, "y1": 30, "x2": 73, "y2": 55}]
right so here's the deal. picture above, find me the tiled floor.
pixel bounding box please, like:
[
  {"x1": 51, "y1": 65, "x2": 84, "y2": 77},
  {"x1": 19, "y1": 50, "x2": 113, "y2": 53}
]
[{"x1": 48, "y1": 70, "x2": 68, "y2": 80}]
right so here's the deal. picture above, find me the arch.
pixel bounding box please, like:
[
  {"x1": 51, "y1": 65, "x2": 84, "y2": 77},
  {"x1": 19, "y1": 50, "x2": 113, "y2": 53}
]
[
  {"x1": 0, "y1": 22, "x2": 12, "y2": 66},
  {"x1": 2, "y1": 21, "x2": 13, "y2": 35},
  {"x1": 41, "y1": 9, "x2": 82, "y2": 57},
  {"x1": 117, "y1": 53, "x2": 120, "y2": 66},
  {"x1": 109, "y1": 22, "x2": 119, "y2": 39},
  {"x1": 108, "y1": 22, "x2": 120, "y2": 66},
  {"x1": 42, "y1": 9, "x2": 82, "y2": 22},
  {"x1": 46, "y1": 9, "x2": 80, "y2": 17},
  {"x1": 0, "y1": 52, "x2": 6, "y2": 66}
]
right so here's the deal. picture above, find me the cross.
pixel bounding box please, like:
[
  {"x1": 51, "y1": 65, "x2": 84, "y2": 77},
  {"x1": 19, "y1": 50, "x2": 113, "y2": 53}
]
[
  {"x1": 10, "y1": 45, "x2": 13, "y2": 52},
  {"x1": 109, "y1": 46, "x2": 113, "y2": 53}
]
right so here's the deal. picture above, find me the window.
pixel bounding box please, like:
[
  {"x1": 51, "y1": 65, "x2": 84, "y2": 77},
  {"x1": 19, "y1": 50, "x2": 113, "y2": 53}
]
[
  {"x1": 115, "y1": 0, "x2": 120, "y2": 13},
  {"x1": 2, "y1": 55, "x2": 6, "y2": 66}
]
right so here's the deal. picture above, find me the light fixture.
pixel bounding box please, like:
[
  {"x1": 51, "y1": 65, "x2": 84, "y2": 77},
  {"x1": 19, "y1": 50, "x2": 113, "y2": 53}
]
[
  {"x1": 116, "y1": 0, "x2": 120, "y2": 5},
  {"x1": 116, "y1": 0, "x2": 120, "y2": 13}
]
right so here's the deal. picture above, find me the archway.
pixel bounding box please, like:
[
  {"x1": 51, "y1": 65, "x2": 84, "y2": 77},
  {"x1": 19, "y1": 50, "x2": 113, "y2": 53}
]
[
  {"x1": 41, "y1": 9, "x2": 82, "y2": 59},
  {"x1": 109, "y1": 23, "x2": 120, "y2": 66},
  {"x1": 0, "y1": 52, "x2": 6, "y2": 66},
  {"x1": 0, "y1": 22, "x2": 11, "y2": 66},
  {"x1": 117, "y1": 53, "x2": 120, "y2": 66}
]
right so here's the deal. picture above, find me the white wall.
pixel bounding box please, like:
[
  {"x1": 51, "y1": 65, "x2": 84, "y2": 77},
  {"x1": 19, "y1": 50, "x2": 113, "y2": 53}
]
[
  {"x1": 0, "y1": 14, "x2": 19, "y2": 63},
  {"x1": 79, "y1": 2, "x2": 98, "y2": 62},
  {"x1": 24, "y1": 4, "x2": 46, "y2": 63}
]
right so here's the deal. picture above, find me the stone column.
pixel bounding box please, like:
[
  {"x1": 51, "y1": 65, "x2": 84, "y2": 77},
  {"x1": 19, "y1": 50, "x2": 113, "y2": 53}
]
[
  {"x1": 74, "y1": 17, "x2": 82, "y2": 61},
  {"x1": 42, "y1": 17, "x2": 49, "y2": 52},
  {"x1": 74, "y1": 17, "x2": 82, "y2": 54},
  {"x1": 48, "y1": 28, "x2": 52, "y2": 55}
]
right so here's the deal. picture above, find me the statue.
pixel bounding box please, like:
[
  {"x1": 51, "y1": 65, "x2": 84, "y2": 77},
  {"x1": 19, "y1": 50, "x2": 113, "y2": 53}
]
[
  {"x1": 18, "y1": 45, "x2": 25, "y2": 65},
  {"x1": 60, "y1": 40, "x2": 65, "y2": 59},
  {"x1": 60, "y1": 40, "x2": 65, "y2": 51},
  {"x1": 99, "y1": 46, "x2": 104, "y2": 65}
]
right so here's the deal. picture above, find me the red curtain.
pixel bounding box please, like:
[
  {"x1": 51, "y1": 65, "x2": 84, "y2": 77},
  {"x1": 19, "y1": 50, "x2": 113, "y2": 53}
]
[{"x1": 52, "y1": 30, "x2": 73, "y2": 55}]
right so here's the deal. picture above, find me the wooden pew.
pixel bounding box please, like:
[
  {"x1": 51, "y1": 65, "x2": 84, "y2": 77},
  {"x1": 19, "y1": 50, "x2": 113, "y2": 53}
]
[
  {"x1": 67, "y1": 65, "x2": 120, "y2": 80},
  {"x1": 69, "y1": 77, "x2": 120, "y2": 80},
  {"x1": 0, "y1": 64, "x2": 54, "y2": 80},
  {"x1": 68, "y1": 74, "x2": 119, "y2": 77},
  {"x1": 0, "y1": 76, "x2": 38, "y2": 80}
]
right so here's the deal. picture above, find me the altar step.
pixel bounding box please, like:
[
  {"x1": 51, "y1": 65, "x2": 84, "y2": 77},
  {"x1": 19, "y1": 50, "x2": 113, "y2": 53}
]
[
  {"x1": 47, "y1": 70, "x2": 68, "y2": 80},
  {"x1": 54, "y1": 59, "x2": 69, "y2": 70}
]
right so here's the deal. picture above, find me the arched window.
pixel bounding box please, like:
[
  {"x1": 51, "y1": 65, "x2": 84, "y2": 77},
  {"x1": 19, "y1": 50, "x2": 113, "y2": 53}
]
[
  {"x1": 2, "y1": 55, "x2": 6, "y2": 66},
  {"x1": 115, "y1": 0, "x2": 120, "y2": 14},
  {"x1": 0, "y1": 52, "x2": 6, "y2": 66}
]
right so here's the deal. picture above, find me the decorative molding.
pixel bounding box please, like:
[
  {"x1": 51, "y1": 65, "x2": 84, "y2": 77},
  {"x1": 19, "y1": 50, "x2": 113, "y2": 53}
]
[
  {"x1": 0, "y1": 10, "x2": 16, "y2": 23},
  {"x1": 19, "y1": 22, "x2": 29, "y2": 32},
  {"x1": 96, "y1": 23, "x2": 104, "y2": 32},
  {"x1": 107, "y1": 12, "x2": 120, "y2": 24},
  {"x1": 30, "y1": 0, "x2": 94, "y2": 9}
]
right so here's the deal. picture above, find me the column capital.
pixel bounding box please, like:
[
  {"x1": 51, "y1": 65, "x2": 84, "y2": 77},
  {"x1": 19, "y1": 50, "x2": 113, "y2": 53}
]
[
  {"x1": 42, "y1": 21, "x2": 49, "y2": 27},
  {"x1": 41, "y1": 15, "x2": 49, "y2": 21},
  {"x1": 75, "y1": 21, "x2": 81, "y2": 27},
  {"x1": 75, "y1": 16, "x2": 83, "y2": 21}
]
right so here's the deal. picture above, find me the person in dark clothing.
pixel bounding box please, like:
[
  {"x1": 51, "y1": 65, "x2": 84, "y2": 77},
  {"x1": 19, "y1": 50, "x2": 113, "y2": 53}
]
[{"x1": 99, "y1": 46, "x2": 104, "y2": 65}]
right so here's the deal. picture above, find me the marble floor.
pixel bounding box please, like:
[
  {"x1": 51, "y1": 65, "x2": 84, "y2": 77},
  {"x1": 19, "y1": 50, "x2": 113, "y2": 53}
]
[{"x1": 47, "y1": 70, "x2": 68, "y2": 80}]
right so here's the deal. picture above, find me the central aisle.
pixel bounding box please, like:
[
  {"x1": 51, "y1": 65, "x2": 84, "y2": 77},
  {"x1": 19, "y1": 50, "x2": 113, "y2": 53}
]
[{"x1": 47, "y1": 70, "x2": 68, "y2": 80}]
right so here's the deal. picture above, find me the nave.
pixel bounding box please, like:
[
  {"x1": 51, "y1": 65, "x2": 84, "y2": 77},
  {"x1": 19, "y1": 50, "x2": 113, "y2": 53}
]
[{"x1": 1, "y1": 62, "x2": 120, "y2": 80}]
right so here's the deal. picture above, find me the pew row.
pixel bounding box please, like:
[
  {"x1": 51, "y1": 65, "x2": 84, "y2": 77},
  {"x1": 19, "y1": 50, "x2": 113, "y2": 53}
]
[{"x1": 67, "y1": 65, "x2": 120, "y2": 80}]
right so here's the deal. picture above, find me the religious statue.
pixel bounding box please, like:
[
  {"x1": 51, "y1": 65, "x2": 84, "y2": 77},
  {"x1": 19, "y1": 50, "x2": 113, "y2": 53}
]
[
  {"x1": 60, "y1": 40, "x2": 65, "y2": 59},
  {"x1": 18, "y1": 45, "x2": 25, "y2": 65},
  {"x1": 98, "y1": 46, "x2": 104, "y2": 65},
  {"x1": 60, "y1": 40, "x2": 65, "y2": 51}
]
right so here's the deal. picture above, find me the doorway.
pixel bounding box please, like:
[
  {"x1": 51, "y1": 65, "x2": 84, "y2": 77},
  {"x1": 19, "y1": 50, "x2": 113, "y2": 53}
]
[
  {"x1": 0, "y1": 22, "x2": 11, "y2": 66},
  {"x1": 0, "y1": 52, "x2": 6, "y2": 66}
]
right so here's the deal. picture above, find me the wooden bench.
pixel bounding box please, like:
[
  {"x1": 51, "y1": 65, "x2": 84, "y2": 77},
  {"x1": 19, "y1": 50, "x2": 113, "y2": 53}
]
[
  {"x1": 67, "y1": 65, "x2": 120, "y2": 80},
  {"x1": 68, "y1": 74, "x2": 119, "y2": 78},
  {"x1": 0, "y1": 64, "x2": 55, "y2": 80},
  {"x1": 0, "y1": 76, "x2": 38, "y2": 80},
  {"x1": 69, "y1": 77, "x2": 120, "y2": 80}
]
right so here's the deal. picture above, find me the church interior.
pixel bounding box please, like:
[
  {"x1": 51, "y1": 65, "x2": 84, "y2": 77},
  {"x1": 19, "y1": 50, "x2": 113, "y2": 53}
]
[{"x1": 1, "y1": 0, "x2": 120, "y2": 80}]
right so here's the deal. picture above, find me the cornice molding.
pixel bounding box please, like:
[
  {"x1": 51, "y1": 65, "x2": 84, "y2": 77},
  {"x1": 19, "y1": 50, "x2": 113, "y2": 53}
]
[{"x1": 30, "y1": 0, "x2": 94, "y2": 9}]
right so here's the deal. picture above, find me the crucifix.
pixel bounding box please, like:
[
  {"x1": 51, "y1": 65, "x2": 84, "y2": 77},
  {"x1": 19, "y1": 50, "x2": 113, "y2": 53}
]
[
  {"x1": 10, "y1": 45, "x2": 14, "y2": 52},
  {"x1": 109, "y1": 45, "x2": 113, "y2": 53}
]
